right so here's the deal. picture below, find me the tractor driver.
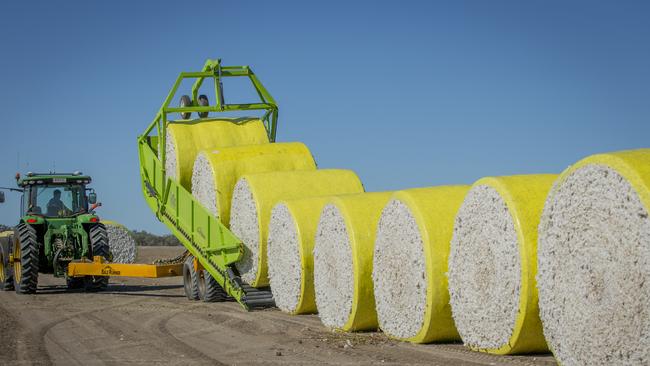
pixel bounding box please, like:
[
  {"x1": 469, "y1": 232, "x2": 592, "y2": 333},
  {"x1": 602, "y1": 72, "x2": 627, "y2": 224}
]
[{"x1": 47, "y1": 189, "x2": 70, "y2": 216}]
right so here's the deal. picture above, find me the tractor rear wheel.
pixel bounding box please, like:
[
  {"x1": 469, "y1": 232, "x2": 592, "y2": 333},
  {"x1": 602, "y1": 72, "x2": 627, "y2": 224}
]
[
  {"x1": 183, "y1": 255, "x2": 200, "y2": 300},
  {"x1": 84, "y1": 224, "x2": 110, "y2": 292},
  {"x1": 198, "y1": 269, "x2": 228, "y2": 302},
  {"x1": 14, "y1": 224, "x2": 39, "y2": 294}
]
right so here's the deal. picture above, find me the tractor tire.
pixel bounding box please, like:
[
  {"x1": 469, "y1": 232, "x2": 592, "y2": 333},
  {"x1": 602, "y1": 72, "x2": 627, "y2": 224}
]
[
  {"x1": 197, "y1": 94, "x2": 209, "y2": 118},
  {"x1": 14, "y1": 224, "x2": 39, "y2": 294},
  {"x1": 84, "y1": 224, "x2": 110, "y2": 292},
  {"x1": 183, "y1": 255, "x2": 200, "y2": 300},
  {"x1": 179, "y1": 94, "x2": 192, "y2": 119},
  {"x1": 198, "y1": 269, "x2": 228, "y2": 302}
]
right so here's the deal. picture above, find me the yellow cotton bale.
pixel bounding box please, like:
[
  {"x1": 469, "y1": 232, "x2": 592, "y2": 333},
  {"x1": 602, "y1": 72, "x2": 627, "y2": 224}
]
[
  {"x1": 230, "y1": 169, "x2": 364, "y2": 288},
  {"x1": 313, "y1": 192, "x2": 393, "y2": 332},
  {"x1": 165, "y1": 118, "x2": 269, "y2": 189},
  {"x1": 538, "y1": 149, "x2": 650, "y2": 365},
  {"x1": 191, "y1": 142, "x2": 316, "y2": 226},
  {"x1": 372, "y1": 186, "x2": 469, "y2": 343},
  {"x1": 267, "y1": 197, "x2": 333, "y2": 314},
  {"x1": 448, "y1": 174, "x2": 556, "y2": 355}
]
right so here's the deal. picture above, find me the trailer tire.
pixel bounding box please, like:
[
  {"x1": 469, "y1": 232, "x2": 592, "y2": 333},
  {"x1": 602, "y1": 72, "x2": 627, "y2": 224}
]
[
  {"x1": 0, "y1": 233, "x2": 15, "y2": 291},
  {"x1": 84, "y1": 224, "x2": 110, "y2": 292},
  {"x1": 183, "y1": 256, "x2": 200, "y2": 300},
  {"x1": 179, "y1": 94, "x2": 192, "y2": 119},
  {"x1": 198, "y1": 269, "x2": 228, "y2": 302},
  {"x1": 197, "y1": 94, "x2": 209, "y2": 118},
  {"x1": 14, "y1": 224, "x2": 39, "y2": 294},
  {"x1": 66, "y1": 276, "x2": 84, "y2": 290}
]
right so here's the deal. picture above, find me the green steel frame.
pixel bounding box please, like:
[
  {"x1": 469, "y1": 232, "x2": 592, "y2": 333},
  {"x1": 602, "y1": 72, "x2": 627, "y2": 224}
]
[{"x1": 137, "y1": 59, "x2": 278, "y2": 310}]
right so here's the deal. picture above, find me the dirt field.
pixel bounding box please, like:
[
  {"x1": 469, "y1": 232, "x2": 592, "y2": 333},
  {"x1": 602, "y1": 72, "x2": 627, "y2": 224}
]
[{"x1": 0, "y1": 247, "x2": 557, "y2": 366}]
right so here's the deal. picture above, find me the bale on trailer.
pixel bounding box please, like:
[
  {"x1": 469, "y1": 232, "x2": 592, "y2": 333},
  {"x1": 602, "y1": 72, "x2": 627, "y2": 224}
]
[
  {"x1": 267, "y1": 197, "x2": 331, "y2": 314},
  {"x1": 537, "y1": 149, "x2": 650, "y2": 366},
  {"x1": 447, "y1": 175, "x2": 555, "y2": 355},
  {"x1": 313, "y1": 192, "x2": 392, "y2": 332},
  {"x1": 372, "y1": 186, "x2": 468, "y2": 343},
  {"x1": 230, "y1": 169, "x2": 364, "y2": 287},
  {"x1": 192, "y1": 142, "x2": 316, "y2": 226},
  {"x1": 165, "y1": 118, "x2": 270, "y2": 189},
  {"x1": 102, "y1": 221, "x2": 137, "y2": 264}
]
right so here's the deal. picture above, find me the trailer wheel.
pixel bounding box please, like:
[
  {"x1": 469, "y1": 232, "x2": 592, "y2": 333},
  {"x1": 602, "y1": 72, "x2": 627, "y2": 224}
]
[
  {"x1": 0, "y1": 234, "x2": 15, "y2": 291},
  {"x1": 84, "y1": 224, "x2": 110, "y2": 292},
  {"x1": 0, "y1": 252, "x2": 11, "y2": 291},
  {"x1": 65, "y1": 275, "x2": 84, "y2": 290},
  {"x1": 183, "y1": 256, "x2": 200, "y2": 300},
  {"x1": 179, "y1": 94, "x2": 192, "y2": 119},
  {"x1": 197, "y1": 94, "x2": 209, "y2": 118},
  {"x1": 198, "y1": 269, "x2": 228, "y2": 302},
  {"x1": 14, "y1": 224, "x2": 39, "y2": 294}
]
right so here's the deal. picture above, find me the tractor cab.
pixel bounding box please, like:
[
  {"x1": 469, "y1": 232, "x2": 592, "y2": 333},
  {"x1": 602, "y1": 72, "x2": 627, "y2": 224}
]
[{"x1": 16, "y1": 172, "x2": 98, "y2": 218}]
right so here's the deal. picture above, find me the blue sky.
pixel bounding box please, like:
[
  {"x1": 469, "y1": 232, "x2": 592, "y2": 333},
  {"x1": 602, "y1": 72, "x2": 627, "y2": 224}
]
[{"x1": 0, "y1": 1, "x2": 648, "y2": 233}]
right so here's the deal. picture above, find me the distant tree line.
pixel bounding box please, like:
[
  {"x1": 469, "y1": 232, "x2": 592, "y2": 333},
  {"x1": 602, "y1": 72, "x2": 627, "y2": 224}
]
[
  {"x1": 130, "y1": 230, "x2": 182, "y2": 246},
  {"x1": 0, "y1": 224, "x2": 181, "y2": 247}
]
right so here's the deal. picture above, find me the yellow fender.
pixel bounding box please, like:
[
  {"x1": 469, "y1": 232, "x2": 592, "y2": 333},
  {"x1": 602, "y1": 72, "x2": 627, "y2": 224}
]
[
  {"x1": 198, "y1": 142, "x2": 316, "y2": 226},
  {"x1": 166, "y1": 118, "x2": 269, "y2": 188},
  {"x1": 389, "y1": 186, "x2": 469, "y2": 343},
  {"x1": 470, "y1": 174, "x2": 556, "y2": 355}
]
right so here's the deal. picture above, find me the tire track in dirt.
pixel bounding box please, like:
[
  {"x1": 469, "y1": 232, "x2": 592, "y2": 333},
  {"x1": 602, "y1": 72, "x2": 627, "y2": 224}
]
[
  {"x1": 34, "y1": 297, "x2": 147, "y2": 365},
  {"x1": 141, "y1": 300, "x2": 228, "y2": 365}
]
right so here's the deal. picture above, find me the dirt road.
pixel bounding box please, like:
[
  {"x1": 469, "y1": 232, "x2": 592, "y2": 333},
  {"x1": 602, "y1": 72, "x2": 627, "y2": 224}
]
[{"x1": 0, "y1": 247, "x2": 557, "y2": 366}]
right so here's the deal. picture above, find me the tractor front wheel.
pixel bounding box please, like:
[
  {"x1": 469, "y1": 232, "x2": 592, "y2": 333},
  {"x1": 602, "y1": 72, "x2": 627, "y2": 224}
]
[
  {"x1": 14, "y1": 224, "x2": 39, "y2": 294},
  {"x1": 84, "y1": 224, "x2": 110, "y2": 292}
]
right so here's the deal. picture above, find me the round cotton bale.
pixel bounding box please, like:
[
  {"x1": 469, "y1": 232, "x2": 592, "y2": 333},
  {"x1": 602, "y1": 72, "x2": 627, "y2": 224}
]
[
  {"x1": 267, "y1": 197, "x2": 331, "y2": 314},
  {"x1": 191, "y1": 142, "x2": 316, "y2": 226},
  {"x1": 102, "y1": 220, "x2": 137, "y2": 264},
  {"x1": 165, "y1": 118, "x2": 269, "y2": 189},
  {"x1": 313, "y1": 192, "x2": 392, "y2": 332},
  {"x1": 372, "y1": 186, "x2": 469, "y2": 343},
  {"x1": 230, "y1": 169, "x2": 364, "y2": 287},
  {"x1": 537, "y1": 149, "x2": 650, "y2": 366},
  {"x1": 448, "y1": 175, "x2": 556, "y2": 354}
]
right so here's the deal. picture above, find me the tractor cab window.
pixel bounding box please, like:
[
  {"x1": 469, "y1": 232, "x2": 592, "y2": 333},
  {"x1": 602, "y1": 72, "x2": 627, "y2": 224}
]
[{"x1": 28, "y1": 185, "x2": 86, "y2": 217}]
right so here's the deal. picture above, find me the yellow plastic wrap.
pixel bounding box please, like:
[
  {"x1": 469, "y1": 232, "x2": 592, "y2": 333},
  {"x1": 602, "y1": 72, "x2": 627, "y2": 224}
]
[
  {"x1": 195, "y1": 142, "x2": 316, "y2": 226},
  {"x1": 325, "y1": 192, "x2": 393, "y2": 332},
  {"x1": 166, "y1": 118, "x2": 269, "y2": 189},
  {"x1": 233, "y1": 169, "x2": 364, "y2": 288},
  {"x1": 272, "y1": 196, "x2": 337, "y2": 314},
  {"x1": 471, "y1": 175, "x2": 556, "y2": 355},
  {"x1": 552, "y1": 148, "x2": 650, "y2": 210},
  {"x1": 387, "y1": 186, "x2": 469, "y2": 343}
]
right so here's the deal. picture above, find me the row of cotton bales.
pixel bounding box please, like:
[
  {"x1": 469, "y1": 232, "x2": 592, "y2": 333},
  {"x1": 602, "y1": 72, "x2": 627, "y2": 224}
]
[
  {"x1": 261, "y1": 149, "x2": 649, "y2": 366},
  {"x1": 167, "y1": 119, "x2": 648, "y2": 365}
]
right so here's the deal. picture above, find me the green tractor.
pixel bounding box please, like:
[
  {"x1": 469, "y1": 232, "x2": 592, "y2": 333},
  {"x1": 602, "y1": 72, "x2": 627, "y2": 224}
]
[{"x1": 0, "y1": 172, "x2": 110, "y2": 293}]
